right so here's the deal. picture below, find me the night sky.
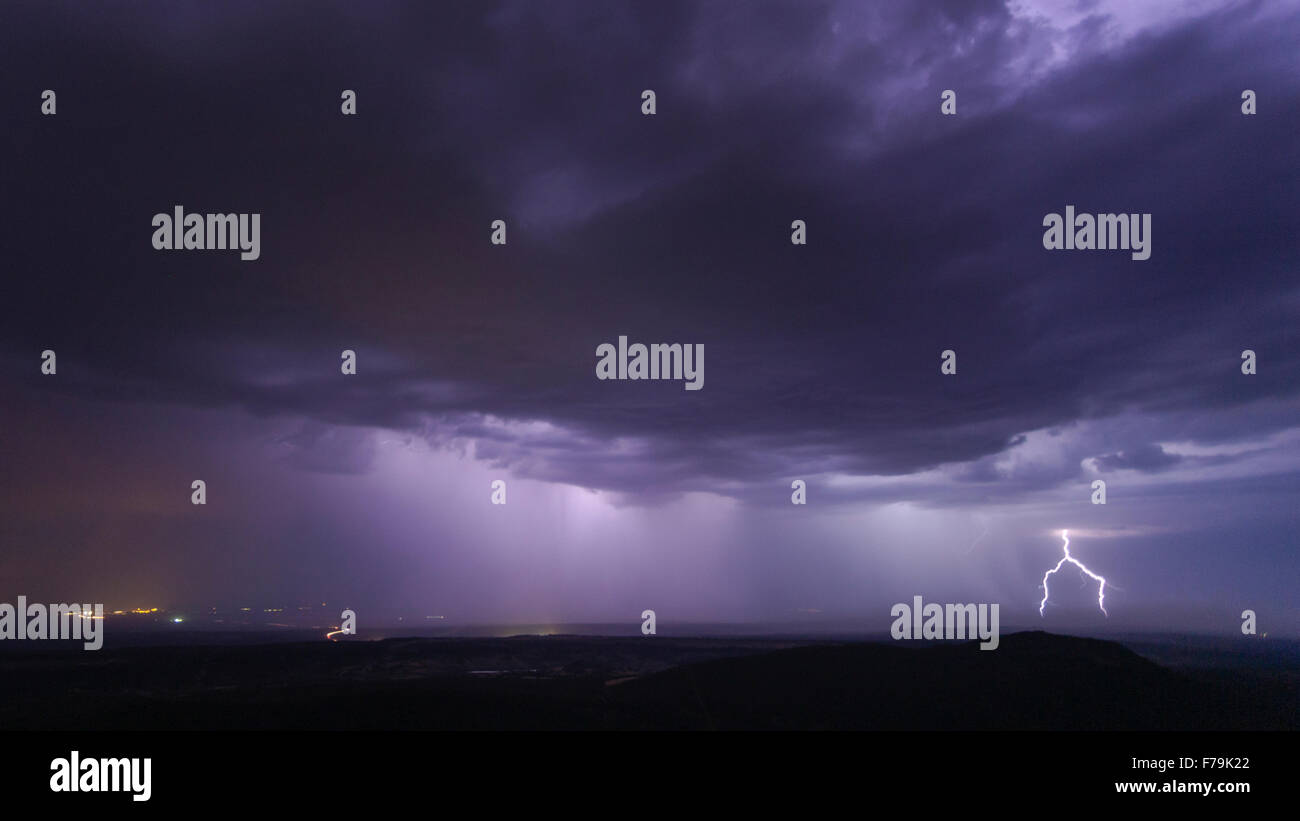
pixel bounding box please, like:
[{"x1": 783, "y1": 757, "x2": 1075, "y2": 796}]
[{"x1": 1, "y1": 0, "x2": 1296, "y2": 634}]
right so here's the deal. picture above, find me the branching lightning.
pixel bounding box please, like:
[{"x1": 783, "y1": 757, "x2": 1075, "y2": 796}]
[{"x1": 1039, "y1": 529, "x2": 1108, "y2": 617}]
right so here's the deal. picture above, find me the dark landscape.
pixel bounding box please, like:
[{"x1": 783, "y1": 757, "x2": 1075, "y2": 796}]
[{"x1": 2, "y1": 632, "x2": 1295, "y2": 731}]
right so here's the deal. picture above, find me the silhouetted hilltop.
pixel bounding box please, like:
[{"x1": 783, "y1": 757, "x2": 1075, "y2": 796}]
[
  {"x1": 607, "y1": 631, "x2": 1237, "y2": 729},
  {"x1": 0, "y1": 631, "x2": 1292, "y2": 730}
]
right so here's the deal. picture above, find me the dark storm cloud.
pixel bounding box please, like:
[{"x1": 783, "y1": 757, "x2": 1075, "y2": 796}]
[
  {"x1": 2, "y1": 0, "x2": 1298, "y2": 631},
  {"x1": 1093, "y1": 443, "x2": 1180, "y2": 473},
  {"x1": 1, "y1": 0, "x2": 1296, "y2": 505}
]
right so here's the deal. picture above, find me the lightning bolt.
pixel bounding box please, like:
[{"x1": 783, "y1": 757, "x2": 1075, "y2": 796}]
[{"x1": 1039, "y1": 529, "x2": 1108, "y2": 617}]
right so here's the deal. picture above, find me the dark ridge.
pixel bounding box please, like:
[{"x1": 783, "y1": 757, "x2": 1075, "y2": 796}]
[{"x1": 0, "y1": 632, "x2": 1292, "y2": 730}]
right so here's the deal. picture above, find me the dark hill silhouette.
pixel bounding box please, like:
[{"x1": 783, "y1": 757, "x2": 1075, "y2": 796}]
[
  {"x1": 605, "y1": 631, "x2": 1253, "y2": 730},
  {"x1": 0, "y1": 631, "x2": 1292, "y2": 730}
]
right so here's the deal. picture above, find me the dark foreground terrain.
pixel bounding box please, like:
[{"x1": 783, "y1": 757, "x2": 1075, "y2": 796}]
[{"x1": 1, "y1": 631, "x2": 1295, "y2": 730}]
